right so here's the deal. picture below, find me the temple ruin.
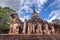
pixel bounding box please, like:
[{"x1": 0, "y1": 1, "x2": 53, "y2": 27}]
[{"x1": 9, "y1": 10, "x2": 60, "y2": 35}]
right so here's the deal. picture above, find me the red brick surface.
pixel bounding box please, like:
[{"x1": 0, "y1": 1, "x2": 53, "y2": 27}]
[{"x1": 0, "y1": 34, "x2": 60, "y2": 40}]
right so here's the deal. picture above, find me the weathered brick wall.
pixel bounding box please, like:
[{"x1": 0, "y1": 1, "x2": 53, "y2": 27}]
[{"x1": 0, "y1": 34, "x2": 60, "y2": 40}]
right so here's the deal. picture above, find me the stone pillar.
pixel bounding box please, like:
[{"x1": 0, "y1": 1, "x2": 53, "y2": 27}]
[
  {"x1": 51, "y1": 26, "x2": 55, "y2": 34},
  {"x1": 22, "y1": 20, "x2": 26, "y2": 34},
  {"x1": 33, "y1": 24, "x2": 35, "y2": 33},
  {"x1": 44, "y1": 24, "x2": 51, "y2": 35},
  {"x1": 28, "y1": 22, "x2": 32, "y2": 35},
  {"x1": 36, "y1": 23, "x2": 42, "y2": 35}
]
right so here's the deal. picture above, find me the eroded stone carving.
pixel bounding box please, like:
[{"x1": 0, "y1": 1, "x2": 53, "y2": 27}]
[{"x1": 9, "y1": 13, "x2": 21, "y2": 34}]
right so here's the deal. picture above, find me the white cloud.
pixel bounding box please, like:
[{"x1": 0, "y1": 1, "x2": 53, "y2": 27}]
[
  {"x1": 36, "y1": 0, "x2": 48, "y2": 5},
  {"x1": 44, "y1": 0, "x2": 60, "y2": 11},
  {"x1": 0, "y1": 0, "x2": 7, "y2": 7},
  {"x1": 47, "y1": 10, "x2": 60, "y2": 22},
  {"x1": 20, "y1": 15, "x2": 30, "y2": 22},
  {"x1": 0, "y1": 0, "x2": 48, "y2": 22},
  {"x1": 35, "y1": 0, "x2": 48, "y2": 13},
  {"x1": 58, "y1": 17, "x2": 60, "y2": 19},
  {"x1": 0, "y1": 0, "x2": 20, "y2": 11},
  {"x1": 43, "y1": 0, "x2": 60, "y2": 22},
  {"x1": 20, "y1": 5, "x2": 33, "y2": 13},
  {"x1": 19, "y1": 0, "x2": 48, "y2": 13},
  {"x1": 17, "y1": 0, "x2": 48, "y2": 21},
  {"x1": 17, "y1": 0, "x2": 34, "y2": 14},
  {"x1": 20, "y1": 0, "x2": 34, "y2": 8},
  {"x1": 48, "y1": 16, "x2": 57, "y2": 22}
]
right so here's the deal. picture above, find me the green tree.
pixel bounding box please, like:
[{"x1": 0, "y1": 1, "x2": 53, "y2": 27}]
[
  {"x1": 0, "y1": 7, "x2": 16, "y2": 34},
  {"x1": 52, "y1": 19, "x2": 60, "y2": 25}
]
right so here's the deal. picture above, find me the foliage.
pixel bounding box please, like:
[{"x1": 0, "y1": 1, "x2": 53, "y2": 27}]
[
  {"x1": 0, "y1": 7, "x2": 16, "y2": 34},
  {"x1": 52, "y1": 19, "x2": 60, "y2": 25}
]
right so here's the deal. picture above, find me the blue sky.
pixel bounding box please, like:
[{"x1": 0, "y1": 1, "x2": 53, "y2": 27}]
[
  {"x1": 17, "y1": 0, "x2": 60, "y2": 22},
  {"x1": 0, "y1": 0, "x2": 60, "y2": 22}
]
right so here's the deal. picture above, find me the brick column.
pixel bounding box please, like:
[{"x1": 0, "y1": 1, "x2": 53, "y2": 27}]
[
  {"x1": 36, "y1": 23, "x2": 42, "y2": 35},
  {"x1": 51, "y1": 26, "x2": 55, "y2": 34},
  {"x1": 44, "y1": 24, "x2": 51, "y2": 35},
  {"x1": 22, "y1": 20, "x2": 26, "y2": 34},
  {"x1": 28, "y1": 22, "x2": 32, "y2": 35},
  {"x1": 33, "y1": 24, "x2": 35, "y2": 33}
]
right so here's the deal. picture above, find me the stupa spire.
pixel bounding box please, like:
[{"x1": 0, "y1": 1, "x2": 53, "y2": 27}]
[{"x1": 32, "y1": 9, "x2": 38, "y2": 19}]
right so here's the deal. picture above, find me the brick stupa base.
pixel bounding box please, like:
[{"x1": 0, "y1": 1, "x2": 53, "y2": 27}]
[{"x1": 0, "y1": 34, "x2": 60, "y2": 40}]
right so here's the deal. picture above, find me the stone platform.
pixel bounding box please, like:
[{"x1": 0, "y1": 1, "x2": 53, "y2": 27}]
[{"x1": 0, "y1": 34, "x2": 60, "y2": 40}]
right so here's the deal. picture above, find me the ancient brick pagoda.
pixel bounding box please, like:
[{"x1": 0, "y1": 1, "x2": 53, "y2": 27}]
[
  {"x1": 9, "y1": 10, "x2": 60, "y2": 35},
  {"x1": 1, "y1": 10, "x2": 60, "y2": 40}
]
